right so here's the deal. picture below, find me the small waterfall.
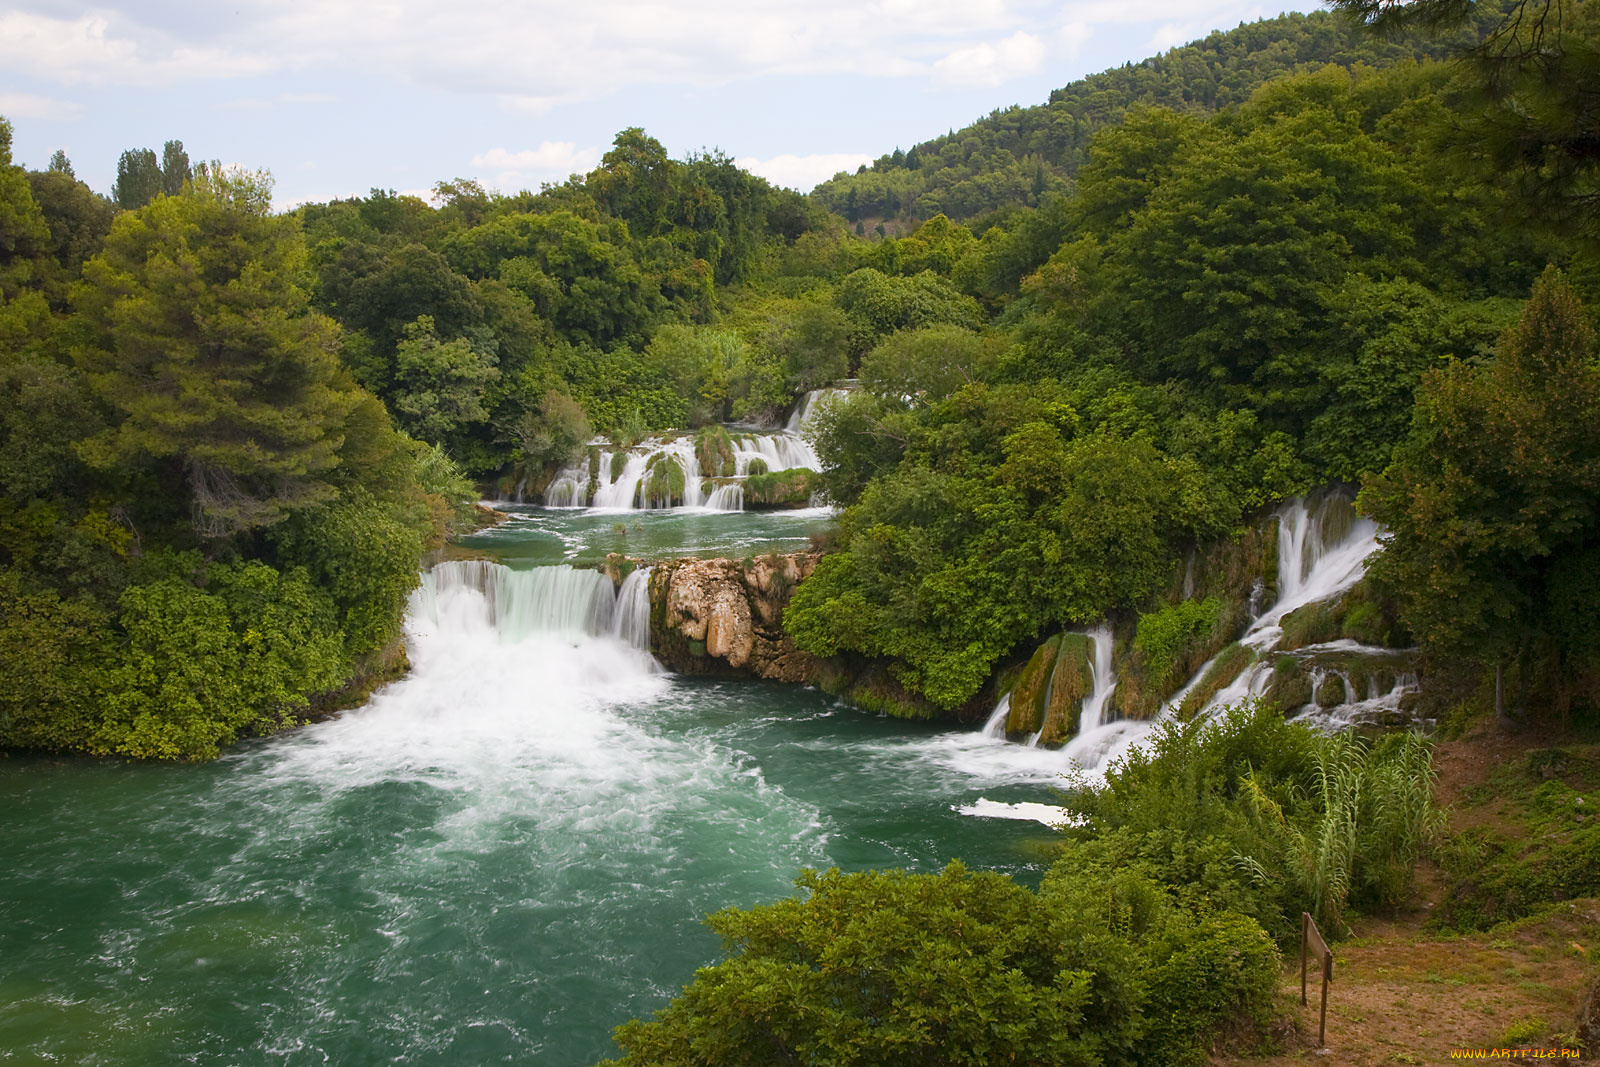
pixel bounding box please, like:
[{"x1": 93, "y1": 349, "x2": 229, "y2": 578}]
[
  {"x1": 784, "y1": 388, "x2": 850, "y2": 435},
  {"x1": 415, "y1": 562, "x2": 619, "y2": 642},
  {"x1": 611, "y1": 567, "x2": 653, "y2": 651},
  {"x1": 1077, "y1": 626, "x2": 1117, "y2": 735},
  {"x1": 594, "y1": 451, "x2": 650, "y2": 510},
  {"x1": 734, "y1": 433, "x2": 819, "y2": 475},
  {"x1": 544, "y1": 473, "x2": 587, "y2": 509},
  {"x1": 543, "y1": 434, "x2": 808, "y2": 511},
  {"x1": 976, "y1": 492, "x2": 1404, "y2": 786},
  {"x1": 981, "y1": 694, "x2": 1011, "y2": 739}
]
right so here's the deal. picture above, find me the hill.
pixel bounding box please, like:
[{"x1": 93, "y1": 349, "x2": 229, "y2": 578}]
[{"x1": 808, "y1": 8, "x2": 1492, "y2": 227}]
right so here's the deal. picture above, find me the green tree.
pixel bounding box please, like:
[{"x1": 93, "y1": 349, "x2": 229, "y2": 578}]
[
  {"x1": 0, "y1": 118, "x2": 50, "y2": 299},
  {"x1": 75, "y1": 168, "x2": 358, "y2": 539},
  {"x1": 1361, "y1": 268, "x2": 1600, "y2": 711},
  {"x1": 390, "y1": 314, "x2": 500, "y2": 447},
  {"x1": 113, "y1": 148, "x2": 164, "y2": 210},
  {"x1": 602, "y1": 860, "x2": 1280, "y2": 1067},
  {"x1": 46, "y1": 149, "x2": 72, "y2": 177},
  {"x1": 755, "y1": 299, "x2": 850, "y2": 393},
  {"x1": 858, "y1": 323, "x2": 989, "y2": 403},
  {"x1": 160, "y1": 139, "x2": 191, "y2": 197}
]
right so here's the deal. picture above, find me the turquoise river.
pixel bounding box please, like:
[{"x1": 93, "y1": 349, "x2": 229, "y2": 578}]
[{"x1": 0, "y1": 507, "x2": 1082, "y2": 1066}]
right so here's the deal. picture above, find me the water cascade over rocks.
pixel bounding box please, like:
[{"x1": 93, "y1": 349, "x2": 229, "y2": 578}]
[
  {"x1": 967, "y1": 493, "x2": 1419, "y2": 817},
  {"x1": 541, "y1": 388, "x2": 846, "y2": 512}
]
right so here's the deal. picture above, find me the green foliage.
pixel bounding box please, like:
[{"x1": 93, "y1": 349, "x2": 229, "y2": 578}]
[
  {"x1": 270, "y1": 488, "x2": 427, "y2": 660},
  {"x1": 834, "y1": 267, "x2": 983, "y2": 362},
  {"x1": 512, "y1": 388, "x2": 593, "y2": 476},
  {"x1": 742, "y1": 468, "x2": 816, "y2": 509},
  {"x1": 92, "y1": 558, "x2": 346, "y2": 760},
  {"x1": 390, "y1": 314, "x2": 500, "y2": 450},
  {"x1": 1063, "y1": 702, "x2": 1443, "y2": 940},
  {"x1": 1434, "y1": 748, "x2": 1600, "y2": 931},
  {"x1": 791, "y1": 382, "x2": 1238, "y2": 710},
  {"x1": 749, "y1": 298, "x2": 851, "y2": 393},
  {"x1": 1361, "y1": 269, "x2": 1600, "y2": 710},
  {"x1": 810, "y1": 9, "x2": 1479, "y2": 224},
  {"x1": 641, "y1": 453, "x2": 686, "y2": 509},
  {"x1": 75, "y1": 169, "x2": 356, "y2": 539},
  {"x1": 1134, "y1": 598, "x2": 1223, "y2": 695},
  {"x1": 112, "y1": 147, "x2": 164, "y2": 211},
  {"x1": 858, "y1": 323, "x2": 989, "y2": 403},
  {"x1": 602, "y1": 861, "x2": 1279, "y2": 1067}
]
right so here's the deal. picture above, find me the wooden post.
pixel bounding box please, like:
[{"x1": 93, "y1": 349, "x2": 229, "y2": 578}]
[{"x1": 1300, "y1": 912, "x2": 1333, "y2": 1047}]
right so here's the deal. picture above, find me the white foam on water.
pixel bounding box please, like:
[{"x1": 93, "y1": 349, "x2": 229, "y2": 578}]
[{"x1": 957, "y1": 799, "x2": 1073, "y2": 826}]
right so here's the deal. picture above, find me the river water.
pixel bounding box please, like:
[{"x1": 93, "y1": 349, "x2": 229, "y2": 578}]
[{"x1": 0, "y1": 508, "x2": 1073, "y2": 1066}]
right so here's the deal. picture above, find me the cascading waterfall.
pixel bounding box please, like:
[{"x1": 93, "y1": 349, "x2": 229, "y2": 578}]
[
  {"x1": 784, "y1": 387, "x2": 851, "y2": 435},
  {"x1": 543, "y1": 432, "x2": 816, "y2": 512},
  {"x1": 414, "y1": 560, "x2": 620, "y2": 641},
  {"x1": 966, "y1": 493, "x2": 1416, "y2": 813},
  {"x1": 611, "y1": 567, "x2": 653, "y2": 651},
  {"x1": 981, "y1": 694, "x2": 1012, "y2": 738}
]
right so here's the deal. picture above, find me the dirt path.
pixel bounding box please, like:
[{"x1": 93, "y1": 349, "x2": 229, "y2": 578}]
[{"x1": 1223, "y1": 726, "x2": 1600, "y2": 1065}]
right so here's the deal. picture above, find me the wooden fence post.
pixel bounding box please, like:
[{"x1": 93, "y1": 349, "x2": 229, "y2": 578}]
[{"x1": 1300, "y1": 912, "x2": 1333, "y2": 1047}]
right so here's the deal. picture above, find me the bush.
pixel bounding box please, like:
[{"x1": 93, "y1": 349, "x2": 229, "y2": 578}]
[
  {"x1": 1064, "y1": 702, "x2": 1443, "y2": 939},
  {"x1": 1134, "y1": 597, "x2": 1223, "y2": 693},
  {"x1": 601, "y1": 861, "x2": 1280, "y2": 1067}
]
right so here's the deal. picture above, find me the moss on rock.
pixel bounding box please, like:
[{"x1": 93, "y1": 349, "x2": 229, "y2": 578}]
[{"x1": 744, "y1": 468, "x2": 817, "y2": 509}]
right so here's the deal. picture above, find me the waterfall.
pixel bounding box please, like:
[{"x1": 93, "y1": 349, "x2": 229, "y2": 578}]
[
  {"x1": 414, "y1": 561, "x2": 621, "y2": 641},
  {"x1": 1172, "y1": 491, "x2": 1383, "y2": 722},
  {"x1": 1077, "y1": 626, "x2": 1117, "y2": 735},
  {"x1": 784, "y1": 388, "x2": 850, "y2": 435},
  {"x1": 981, "y1": 694, "x2": 1011, "y2": 738},
  {"x1": 976, "y1": 492, "x2": 1401, "y2": 784},
  {"x1": 593, "y1": 451, "x2": 650, "y2": 510},
  {"x1": 542, "y1": 433, "x2": 815, "y2": 511},
  {"x1": 611, "y1": 567, "x2": 653, "y2": 651}
]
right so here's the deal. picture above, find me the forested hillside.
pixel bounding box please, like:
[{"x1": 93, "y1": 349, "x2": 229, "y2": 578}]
[{"x1": 809, "y1": 7, "x2": 1498, "y2": 227}]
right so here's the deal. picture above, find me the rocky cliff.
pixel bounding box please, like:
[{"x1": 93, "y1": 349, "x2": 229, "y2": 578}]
[
  {"x1": 641, "y1": 554, "x2": 825, "y2": 683},
  {"x1": 604, "y1": 552, "x2": 966, "y2": 720}
]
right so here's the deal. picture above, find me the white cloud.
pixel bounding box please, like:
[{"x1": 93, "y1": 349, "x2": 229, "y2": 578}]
[
  {"x1": 0, "y1": 1, "x2": 1292, "y2": 105},
  {"x1": 498, "y1": 94, "x2": 561, "y2": 117},
  {"x1": 217, "y1": 91, "x2": 338, "y2": 111},
  {"x1": 933, "y1": 31, "x2": 1046, "y2": 87},
  {"x1": 1146, "y1": 22, "x2": 1197, "y2": 51},
  {"x1": 472, "y1": 142, "x2": 602, "y2": 188},
  {"x1": 0, "y1": 91, "x2": 84, "y2": 121},
  {"x1": 735, "y1": 152, "x2": 875, "y2": 191},
  {"x1": 0, "y1": 10, "x2": 274, "y2": 87},
  {"x1": 1059, "y1": 21, "x2": 1092, "y2": 60}
]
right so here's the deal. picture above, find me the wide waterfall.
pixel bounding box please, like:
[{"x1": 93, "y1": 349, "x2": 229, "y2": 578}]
[{"x1": 541, "y1": 388, "x2": 844, "y2": 512}]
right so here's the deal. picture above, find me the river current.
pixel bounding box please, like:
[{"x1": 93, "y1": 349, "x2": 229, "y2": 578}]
[{"x1": 1, "y1": 508, "x2": 1074, "y2": 1066}]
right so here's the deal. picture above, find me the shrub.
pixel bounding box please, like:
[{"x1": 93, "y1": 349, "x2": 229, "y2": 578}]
[{"x1": 602, "y1": 861, "x2": 1280, "y2": 1067}]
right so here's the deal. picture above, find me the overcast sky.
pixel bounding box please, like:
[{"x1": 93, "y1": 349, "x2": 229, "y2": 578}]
[{"x1": 1, "y1": 0, "x2": 1316, "y2": 207}]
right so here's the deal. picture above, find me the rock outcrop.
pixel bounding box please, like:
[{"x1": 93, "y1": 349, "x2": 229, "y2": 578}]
[{"x1": 646, "y1": 553, "x2": 826, "y2": 683}]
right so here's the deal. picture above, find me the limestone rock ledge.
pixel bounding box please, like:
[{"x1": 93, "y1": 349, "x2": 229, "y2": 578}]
[{"x1": 646, "y1": 553, "x2": 825, "y2": 683}]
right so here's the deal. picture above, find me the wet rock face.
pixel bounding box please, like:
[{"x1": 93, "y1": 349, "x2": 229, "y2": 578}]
[{"x1": 650, "y1": 554, "x2": 821, "y2": 681}]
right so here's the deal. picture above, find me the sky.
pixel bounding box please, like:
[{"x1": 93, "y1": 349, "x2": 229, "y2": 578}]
[{"x1": 1, "y1": 0, "x2": 1318, "y2": 208}]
